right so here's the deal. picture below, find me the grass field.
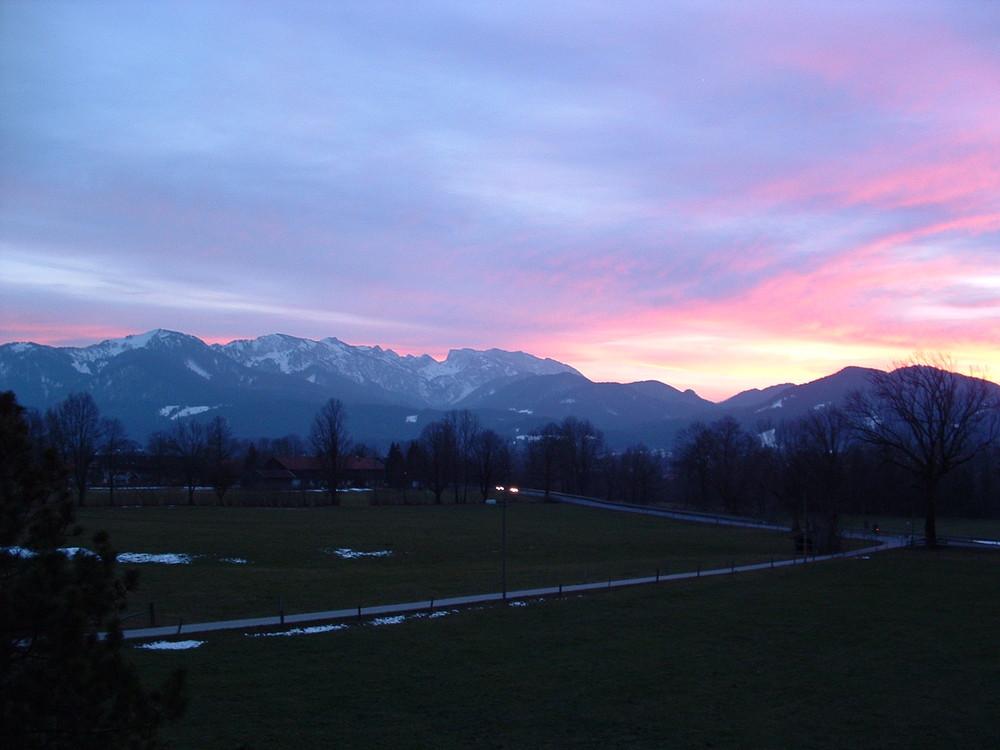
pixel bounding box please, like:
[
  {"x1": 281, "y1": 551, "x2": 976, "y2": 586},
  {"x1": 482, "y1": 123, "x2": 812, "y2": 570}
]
[
  {"x1": 129, "y1": 547, "x2": 1000, "y2": 750},
  {"x1": 77, "y1": 500, "x2": 801, "y2": 626},
  {"x1": 76, "y1": 499, "x2": 1000, "y2": 749}
]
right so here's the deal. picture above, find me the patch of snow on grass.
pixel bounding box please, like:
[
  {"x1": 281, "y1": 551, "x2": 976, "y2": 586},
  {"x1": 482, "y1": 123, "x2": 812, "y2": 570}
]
[
  {"x1": 329, "y1": 548, "x2": 392, "y2": 559},
  {"x1": 3, "y1": 546, "x2": 98, "y2": 558},
  {"x1": 220, "y1": 557, "x2": 248, "y2": 564},
  {"x1": 117, "y1": 552, "x2": 193, "y2": 564},
  {"x1": 137, "y1": 640, "x2": 205, "y2": 650},
  {"x1": 249, "y1": 624, "x2": 347, "y2": 638},
  {"x1": 371, "y1": 616, "x2": 405, "y2": 626}
]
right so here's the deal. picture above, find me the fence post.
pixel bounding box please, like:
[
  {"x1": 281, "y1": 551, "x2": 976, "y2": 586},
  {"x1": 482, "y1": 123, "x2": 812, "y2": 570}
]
[
  {"x1": 148, "y1": 602, "x2": 156, "y2": 627},
  {"x1": 279, "y1": 597, "x2": 285, "y2": 625}
]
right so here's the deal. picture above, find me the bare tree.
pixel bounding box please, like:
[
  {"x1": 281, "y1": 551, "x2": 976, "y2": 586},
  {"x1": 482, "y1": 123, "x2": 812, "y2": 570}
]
[
  {"x1": 404, "y1": 440, "x2": 426, "y2": 504},
  {"x1": 47, "y1": 392, "x2": 104, "y2": 506},
  {"x1": 309, "y1": 398, "x2": 350, "y2": 504},
  {"x1": 419, "y1": 419, "x2": 457, "y2": 504},
  {"x1": 845, "y1": 354, "x2": 1000, "y2": 548},
  {"x1": 775, "y1": 409, "x2": 852, "y2": 554},
  {"x1": 444, "y1": 410, "x2": 481, "y2": 503},
  {"x1": 100, "y1": 417, "x2": 133, "y2": 507},
  {"x1": 205, "y1": 416, "x2": 237, "y2": 504},
  {"x1": 471, "y1": 429, "x2": 509, "y2": 502},
  {"x1": 169, "y1": 420, "x2": 207, "y2": 505},
  {"x1": 558, "y1": 417, "x2": 604, "y2": 496},
  {"x1": 618, "y1": 444, "x2": 663, "y2": 505},
  {"x1": 525, "y1": 422, "x2": 561, "y2": 498},
  {"x1": 672, "y1": 417, "x2": 764, "y2": 514},
  {"x1": 145, "y1": 429, "x2": 172, "y2": 487}
]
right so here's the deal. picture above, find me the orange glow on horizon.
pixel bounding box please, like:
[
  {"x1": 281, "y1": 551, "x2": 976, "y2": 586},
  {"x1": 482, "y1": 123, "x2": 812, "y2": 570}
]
[{"x1": 3, "y1": 320, "x2": 998, "y2": 404}]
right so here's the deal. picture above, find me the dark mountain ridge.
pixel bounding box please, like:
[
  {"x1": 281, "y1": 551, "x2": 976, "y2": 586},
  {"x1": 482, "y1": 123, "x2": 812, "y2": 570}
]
[{"x1": 3, "y1": 330, "x2": 991, "y2": 449}]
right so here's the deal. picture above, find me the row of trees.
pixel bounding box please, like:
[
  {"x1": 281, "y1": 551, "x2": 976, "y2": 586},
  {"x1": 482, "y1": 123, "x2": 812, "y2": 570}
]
[
  {"x1": 18, "y1": 356, "x2": 1000, "y2": 549},
  {"x1": 377, "y1": 413, "x2": 663, "y2": 508},
  {"x1": 671, "y1": 358, "x2": 1000, "y2": 550},
  {"x1": 24, "y1": 390, "x2": 662, "y2": 509},
  {"x1": 22, "y1": 393, "x2": 246, "y2": 507},
  {"x1": 384, "y1": 410, "x2": 512, "y2": 504}
]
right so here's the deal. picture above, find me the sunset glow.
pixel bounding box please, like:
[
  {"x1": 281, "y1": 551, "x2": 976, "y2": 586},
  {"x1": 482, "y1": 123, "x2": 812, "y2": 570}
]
[{"x1": 1, "y1": 1, "x2": 997, "y2": 401}]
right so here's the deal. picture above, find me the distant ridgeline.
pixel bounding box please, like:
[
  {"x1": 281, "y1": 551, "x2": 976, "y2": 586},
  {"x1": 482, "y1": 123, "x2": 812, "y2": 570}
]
[{"x1": 0, "y1": 328, "x2": 979, "y2": 449}]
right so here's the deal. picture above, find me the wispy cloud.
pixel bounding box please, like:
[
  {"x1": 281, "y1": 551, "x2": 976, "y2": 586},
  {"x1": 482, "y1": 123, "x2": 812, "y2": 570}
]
[{"x1": 1, "y1": 1, "x2": 998, "y2": 398}]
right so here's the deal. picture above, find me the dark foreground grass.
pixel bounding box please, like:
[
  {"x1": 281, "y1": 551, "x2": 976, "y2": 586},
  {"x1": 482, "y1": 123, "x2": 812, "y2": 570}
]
[
  {"x1": 132, "y1": 547, "x2": 1000, "y2": 749},
  {"x1": 77, "y1": 502, "x2": 799, "y2": 625}
]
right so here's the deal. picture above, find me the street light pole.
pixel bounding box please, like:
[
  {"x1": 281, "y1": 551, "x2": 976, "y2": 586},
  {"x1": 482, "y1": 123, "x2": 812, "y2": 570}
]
[
  {"x1": 496, "y1": 486, "x2": 517, "y2": 602},
  {"x1": 501, "y1": 493, "x2": 507, "y2": 601}
]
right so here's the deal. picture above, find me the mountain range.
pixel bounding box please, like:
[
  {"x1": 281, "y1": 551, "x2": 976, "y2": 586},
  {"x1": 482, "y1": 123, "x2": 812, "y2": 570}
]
[{"x1": 0, "y1": 329, "x2": 904, "y2": 449}]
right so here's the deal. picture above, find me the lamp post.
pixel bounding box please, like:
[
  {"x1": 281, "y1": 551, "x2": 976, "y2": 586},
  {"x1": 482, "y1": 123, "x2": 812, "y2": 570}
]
[
  {"x1": 496, "y1": 486, "x2": 518, "y2": 601},
  {"x1": 502, "y1": 491, "x2": 507, "y2": 601}
]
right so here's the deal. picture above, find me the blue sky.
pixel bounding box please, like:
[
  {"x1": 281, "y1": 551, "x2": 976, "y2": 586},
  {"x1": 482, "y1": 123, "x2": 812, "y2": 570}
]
[{"x1": 2, "y1": 1, "x2": 998, "y2": 399}]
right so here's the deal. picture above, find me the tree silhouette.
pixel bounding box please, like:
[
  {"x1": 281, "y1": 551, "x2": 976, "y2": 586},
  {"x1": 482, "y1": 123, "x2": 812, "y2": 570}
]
[
  {"x1": 205, "y1": 416, "x2": 237, "y2": 504},
  {"x1": 168, "y1": 420, "x2": 206, "y2": 505},
  {"x1": 309, "y1": 399, "x2": 350, "y2": 504},
  {"x1": 1, "y1": 391, "x2": 186, "y2": 748},
  {"x1": 845, "y1": 354, "x2": 1000, "y2": 548},
  {"x1": 46, "y1": 392, "x2": 104, "y2": 507},
  {"x1": 100, "y1": 417, "x2": 133, "y2": 508},
  {"x1": 419, "y1": 420, "x2": 456, "y2": 504}
]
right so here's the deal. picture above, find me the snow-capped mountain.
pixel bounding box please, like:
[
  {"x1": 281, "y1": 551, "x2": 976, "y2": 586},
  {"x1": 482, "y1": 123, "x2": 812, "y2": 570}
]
[
  {"x1": 8, "y1": 329, "x2": 987, "y2": 449},
  {"x1": 215, "y1": 334, "x2": 580, "y2": 408},
  {"x1": 0, "y1": 329, "x2": 589, "y2": 441}
]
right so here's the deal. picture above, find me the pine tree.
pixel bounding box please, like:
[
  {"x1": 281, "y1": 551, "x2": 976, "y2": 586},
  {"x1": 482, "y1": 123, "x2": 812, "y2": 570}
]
[{"x1": 1, "y1": 391, "x2": 186, "y2": 748}]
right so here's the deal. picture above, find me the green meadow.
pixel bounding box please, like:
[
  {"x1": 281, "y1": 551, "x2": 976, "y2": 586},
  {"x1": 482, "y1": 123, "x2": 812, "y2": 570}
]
[
  {"x1": 78, "y1": 499, "x2": 799, "y2": 626},
  {"x1": 76, "y1": 500, "x2": 1000, "y2": 749}
]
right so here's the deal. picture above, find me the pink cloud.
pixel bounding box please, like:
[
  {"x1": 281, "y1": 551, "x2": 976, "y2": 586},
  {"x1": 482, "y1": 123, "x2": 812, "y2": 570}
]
[{"x1": 751, "y1": 145, "x2": 1000, "y2": 216}]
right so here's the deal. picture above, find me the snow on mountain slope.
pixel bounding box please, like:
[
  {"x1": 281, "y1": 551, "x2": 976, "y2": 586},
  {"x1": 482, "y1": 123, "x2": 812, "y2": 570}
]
[
  {"x1": 217, "y1": 334, "x2": 582, "y2": 408},
  {"x1": 1, "y1": 329, "x2": 587, "y2": 416}
]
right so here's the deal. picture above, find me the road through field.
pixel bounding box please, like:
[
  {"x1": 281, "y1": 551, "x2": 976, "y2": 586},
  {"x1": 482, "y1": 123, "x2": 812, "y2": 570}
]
[{"x1": 120, "y1": 492, "x2": 900, "y2": 640}]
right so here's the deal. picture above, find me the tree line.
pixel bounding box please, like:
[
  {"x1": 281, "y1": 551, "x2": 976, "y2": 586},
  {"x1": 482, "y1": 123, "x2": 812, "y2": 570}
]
[
  {"x1": 12, "y1": 355, "x2": 1000, "y2": 548},
  {"x1": 669, "y1": 356, "x2": 1000, "y2": 550}
]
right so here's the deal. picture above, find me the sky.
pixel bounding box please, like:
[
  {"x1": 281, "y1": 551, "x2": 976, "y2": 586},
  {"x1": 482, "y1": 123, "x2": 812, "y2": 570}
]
[{"x1": 1, "y1": 1, "x2": 998, "y2": 401}]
